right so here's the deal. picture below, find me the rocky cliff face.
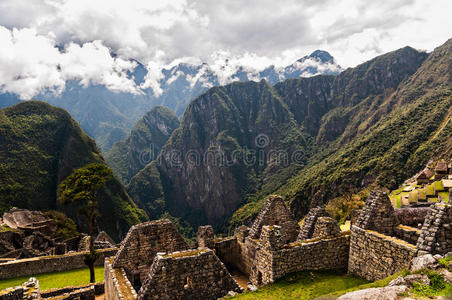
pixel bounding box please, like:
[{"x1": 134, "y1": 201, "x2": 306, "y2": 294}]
[
  {"x1": 107, "y1": 106, "x2": 180, "y2": 184},
  {"x1": 128, "y1": 80, "x2": 306, "y2": 227},
  {"x1": 126, "y1": 39, "x2": 451, "y2": 233}
]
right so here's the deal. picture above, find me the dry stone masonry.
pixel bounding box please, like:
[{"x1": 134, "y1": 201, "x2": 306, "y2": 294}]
[
  {"x1": 0, "y1": 278, "x2": 39, "y2": 300},
  {"x1": 249, "y1": 195, "x2": 299, "y2": 243},
  {"x1": 348, "y1": 190, "x2": 451, "y2": 281},
  {"x1": 105, "y1": 219, "x2": 241, "y2": 300},
  {"x1": 298, "y1": 206, "x2": 329, "y2": 240},
  {"x1": 112, "y1": 219, "x2": 189, "y2": 286},
  {"x1": 137, "y1": 249, "x2": 242, "y2": 300},
  {"x1": 196, "y1": 225, "x2": 214, "y2": 249},
  {"x1": 0, "y1": 248, "x2": 117, "y2": 280},
  {"x1": 354, "y1": 190, "x2": 399, "y2": 235},
  {"x1": 3, "y1": 189, "x2": 448, "y2": 299},
  {"x1": 416, "y1": 202, "x2": 452, "y2": 255}
]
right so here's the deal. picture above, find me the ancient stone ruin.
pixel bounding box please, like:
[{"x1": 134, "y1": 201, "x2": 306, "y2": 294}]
[
  {"x1": 112, "y1": 219, "x2": 190, "y2": 288},
  {"x1": 0, "y1": 208, "x2": 117, "y2": 261},
  {"x1": 348, "y1": 190, "x2": 452, "y2": 281},
  {"x1": 2, "y1": 188, "x2": 451, "y2": 299},
  {"x1": 0, "y1": 278, "x2": 39, "y2": 300},
  {"x1": 213, "y1": 195, "x2": 349, "y2": 287},
  {"x1": 105, "y1": 219, "x2": 241, "y2": 300}
]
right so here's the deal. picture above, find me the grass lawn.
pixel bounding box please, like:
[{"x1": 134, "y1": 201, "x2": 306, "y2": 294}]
[
  {"x1": 231, "y1": 270, "x2": 369, "y2": 300},
  {"x1": 0, "y1": 266, "x2": 104, "y2": 291}
]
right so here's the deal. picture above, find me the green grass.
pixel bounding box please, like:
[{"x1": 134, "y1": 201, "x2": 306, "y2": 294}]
[
  {"x1": 438, "y1": 191, "x2": 449, "y2": 203},
  {"x1": 426, "y1": 184, "x2": 435, "y2": 196},
  {"x1": 325, "y1": 270, "x2": 410, "y2": 298},
  {"x1": 231, "y1": 270, "x2": 368, "y2": 299},
  {"x1": 0, "y1": 266, "x2": 104, "y2": 291},
  {"x1": 433, "y1": 180, "x2": 445, "y2": 192}
]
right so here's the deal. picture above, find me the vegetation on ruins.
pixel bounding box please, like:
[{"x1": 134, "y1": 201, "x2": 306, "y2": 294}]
[
  {"x1": 58, "y1": 163, "x2": 113, "y2": 283},
  {"x1": 42, "y1": 210, "x2": 79, "y2": 239}
]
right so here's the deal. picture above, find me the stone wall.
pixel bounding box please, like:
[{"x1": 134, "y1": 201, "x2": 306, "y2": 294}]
[
  {"x1": 112, "y1": 220, "x2": 189, "y2": 285},
  {"x1": 395, "y1": 207, "x2": 429, "y2": 228},
  {"x1": 354, "y1": 190, "x2": 399, "y2": 235},
  {"x1": 0, "y1": 248, "x2": 117, "y2": 280},
  {"x1": 137, "y1": 249, "x2": 242, "y2": 300},
  {"x1": 348, "y1": 226, "x2": 417, "y2": 281},
  {"x1": 196, "y1": 225, "x2": 214, "y2": 249},
  {"x1": 250, "y1": 225, "x2": 350, "y2": 285},
  {"x1": 104, "y1": 258, "x2": 137, "y2": 300},
  {"x1": 416, "y1": 203, "x2": 452, "y2": 255},
  {"x1": 44, "y1": 286, "x2": 95, "y2": 300},
  {"x1": 312, "y1": 217, "x2": 341, "y2": 239},
  {"x1": 0, "y1": 278, "x2": 39, "y2": 300},
  {"x1": 214, "y1": 237, "x2": 240, "y2": 270},
  {"x1": 249, "y1": 195, "x2": 299, "y2": 243},
  {"x1": 394, "y1": 224, "x2": 421, "y2": 245},
  {"x1": 214, "y1": 225, "x2": 260, "y2": 276},
  {"x1": 40, "y1": 282, "x2": 104, "y2": 298},
  {"x1": 298, "y1": 207, "x2": 329, "y2": 240}
]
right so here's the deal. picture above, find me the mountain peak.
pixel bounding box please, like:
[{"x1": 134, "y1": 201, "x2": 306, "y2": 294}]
[{"x1": 298, "y1": 50, "x2": 334, "y2": 63}]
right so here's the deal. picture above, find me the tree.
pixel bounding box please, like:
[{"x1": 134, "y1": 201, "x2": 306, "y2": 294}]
[{"x1": 58, "y1": 163, "x2": 113, "y2": 283}]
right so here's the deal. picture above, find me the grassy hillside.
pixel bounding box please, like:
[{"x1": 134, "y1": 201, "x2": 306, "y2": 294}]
[
  {"x1": 231, "y1": 39, "x2": 451, "y2": 227},
  {"x1": 0, "y1": 101, "x2": 147, "y2": 240}
]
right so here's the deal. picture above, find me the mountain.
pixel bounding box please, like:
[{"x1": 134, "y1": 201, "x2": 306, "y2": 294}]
[
  {"x1": 0, "y1": 101, "x2": 148, "y2": 240},
  {"x1": 0, "y1": 51, "x2": 341, "y2": 153},
  {"x1": 106, "y1": 106, "x2": 180, "y2": 185},
  {"x1": 125, "y1": 39, "x2": 451, "y2": 233}
]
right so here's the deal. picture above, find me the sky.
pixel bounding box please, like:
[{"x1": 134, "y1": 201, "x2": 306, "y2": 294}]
[{"x1": 0, "y1": 0, "x2": 451, "y2": 99}]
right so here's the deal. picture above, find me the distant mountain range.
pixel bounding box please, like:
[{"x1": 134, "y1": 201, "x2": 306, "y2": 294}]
[
  {"x1": 122, "y1": 39, "x2": 451, "y2": 234},
  {"x1": 0, "y1": 50, "x2": 341, "y2": 152}
]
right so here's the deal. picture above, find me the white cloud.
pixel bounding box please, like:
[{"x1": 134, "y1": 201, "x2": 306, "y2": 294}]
[
  {"x1": 0, "y1": 0, "x2": 451, "y2": 97},
  {"x1": 0, "y1": 26, "x2": 140, "y2": 99}
]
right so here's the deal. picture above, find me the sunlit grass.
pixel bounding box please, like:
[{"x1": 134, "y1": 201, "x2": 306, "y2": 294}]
[{"x1": 0, "y1": 266, "x2": 104, "y2": 291}]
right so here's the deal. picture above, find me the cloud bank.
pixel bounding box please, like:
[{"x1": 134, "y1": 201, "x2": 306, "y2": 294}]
[{"x1": 0, "y1": 0, "x2": 451, "y2": 99}]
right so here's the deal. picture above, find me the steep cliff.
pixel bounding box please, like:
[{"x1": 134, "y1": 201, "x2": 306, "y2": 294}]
[
  {"x1": 107, "y1": 106, "x2": 180, "y2": 184},
  {"x1": 126, "y1": 39, "x2": 451, "y2": 233}
]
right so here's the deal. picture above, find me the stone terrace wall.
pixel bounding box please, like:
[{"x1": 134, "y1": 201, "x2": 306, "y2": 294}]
[
  {"x1": 348, "y1": 226, "x2": 417, "y2": 281},
  {"x1": 112, "y1": 219, "x2": 189, "y2": 284},
  {"x1": 0, "y1": 248, "x2": 117, "y2": 280},
  {"x1": 249, "y1": 195, "x2": 299, "y2": 243},
  {"x1": 40, "y1": 282, "x2": 104, "y2": 298},
  {"x1": 105, "y1": 258, "x2": 137, "y2": 300},
  {"x1": 417, "y1": 203, "x2": 452, "y2": 255},
  {"x1": 250, "y1": 226, "x2": 350, "y2": 285},
  {"x1": 137, "y1": 249, "x2": 242, "y2": 300}
]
